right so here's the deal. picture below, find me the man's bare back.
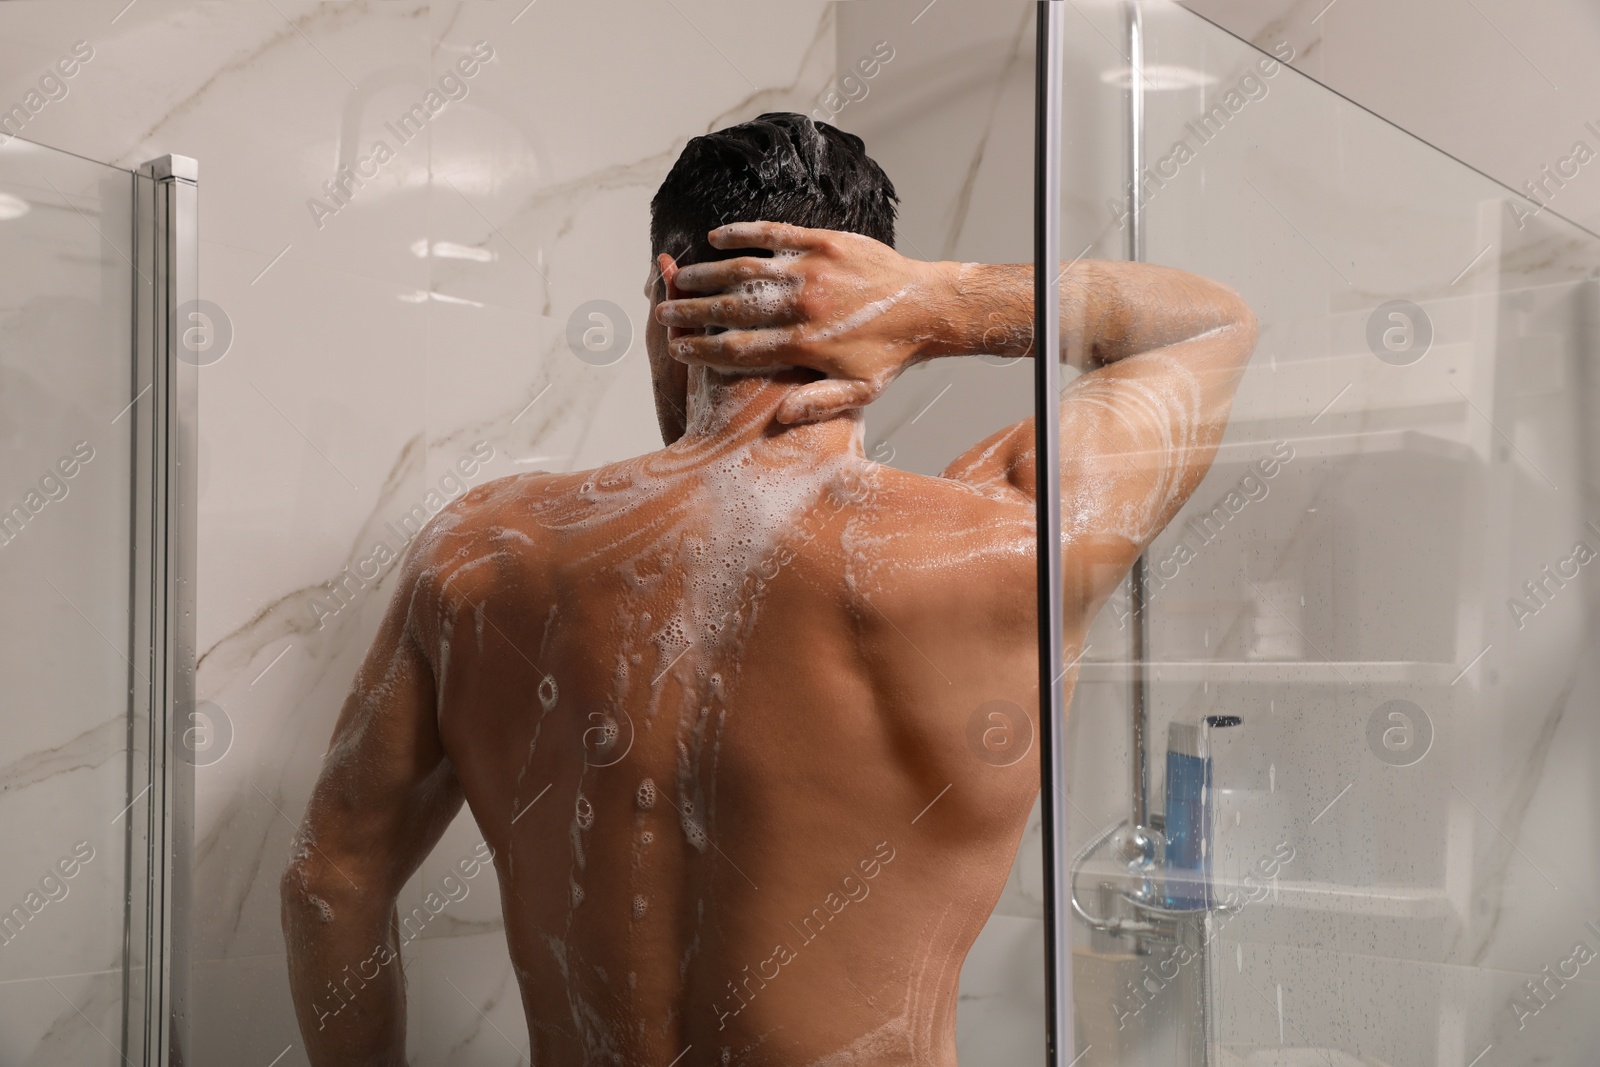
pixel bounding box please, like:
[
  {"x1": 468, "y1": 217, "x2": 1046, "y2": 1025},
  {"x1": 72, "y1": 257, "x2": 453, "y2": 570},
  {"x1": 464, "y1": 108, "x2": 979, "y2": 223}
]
[
  {"x1": 281, "y1": 115, "x2": 1256, "y2": 1067},
  {"x1": 406, "y1": 373, "x2": 1045, "y2": 1064}
]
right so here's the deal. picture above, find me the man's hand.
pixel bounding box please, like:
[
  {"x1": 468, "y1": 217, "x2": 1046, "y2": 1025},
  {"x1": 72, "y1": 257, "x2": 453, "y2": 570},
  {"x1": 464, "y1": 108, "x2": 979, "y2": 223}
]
[
  {"x1": 656, "y1": 221, "x2": 957, "y2": 424},
  {"x1": 659, "y1": 215, "x2": 1256, "y2": 652}
]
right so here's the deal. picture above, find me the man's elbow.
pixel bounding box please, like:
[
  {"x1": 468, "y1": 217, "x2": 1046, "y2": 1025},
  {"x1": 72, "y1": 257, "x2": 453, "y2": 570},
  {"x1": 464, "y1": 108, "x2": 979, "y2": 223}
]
[
  {"x1": 281, "y1": 853, "x2": 339, "y2": 931},
  {"x1": 1235, "y1": 296, "x2": 1259, "y2": 346},
  {"x1": 1209, "y1": 285, "x2": 1259, "y2": 369},
  {"x1": 1210, "y1": 280, "x2": 1256, "y2": 338},
  {"x1": 280, "y1": 837, "x2": 384, "y2": 930}
]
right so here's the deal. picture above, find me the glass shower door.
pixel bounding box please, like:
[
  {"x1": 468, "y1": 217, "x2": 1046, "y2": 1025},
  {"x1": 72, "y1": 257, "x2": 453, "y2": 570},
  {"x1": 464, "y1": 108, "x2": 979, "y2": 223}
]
[
  {"x1": 0, "y1": 138, "x2": 179, "y2": 1065},
  {"x1": 0, "y1": 136, "x2": 138, "y2": 1065},
  {"x1": 1066, "y1": 2, "x2": 1600, "y2": 1065}
]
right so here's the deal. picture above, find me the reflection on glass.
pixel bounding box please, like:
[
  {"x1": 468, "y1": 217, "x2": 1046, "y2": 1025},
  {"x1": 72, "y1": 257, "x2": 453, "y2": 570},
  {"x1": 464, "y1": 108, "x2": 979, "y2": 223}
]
[
  {"x1": 0, "y1": 139, "x2": 138, "y2": 1063},
  {"x1": 1068, "y1": 3, "x2": 1600, "y2": 1066}
]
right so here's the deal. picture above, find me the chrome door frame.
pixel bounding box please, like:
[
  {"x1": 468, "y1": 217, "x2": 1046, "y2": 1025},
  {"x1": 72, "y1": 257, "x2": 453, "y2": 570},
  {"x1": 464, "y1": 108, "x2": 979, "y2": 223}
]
[
  {"x1": 1033, "y1": 4, "x2": 1071, "y2": 1065},
  {"x1": 129, "y1": 153, "x2": 197, "y2": 1067}
]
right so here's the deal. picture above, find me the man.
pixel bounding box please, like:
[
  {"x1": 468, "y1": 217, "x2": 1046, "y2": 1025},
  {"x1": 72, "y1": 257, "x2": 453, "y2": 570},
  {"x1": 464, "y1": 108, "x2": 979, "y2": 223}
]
[{"x1": 282, "y1": 112, "x2": 1256, "y2": 1065}]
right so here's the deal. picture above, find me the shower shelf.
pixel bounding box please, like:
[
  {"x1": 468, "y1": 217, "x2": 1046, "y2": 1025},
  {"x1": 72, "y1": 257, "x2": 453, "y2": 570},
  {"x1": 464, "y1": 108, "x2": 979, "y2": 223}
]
[
  {"x1": 1075, "y1": 858, "x2": 1454, "y2": 919},
  {"x1": 1231, "y1": 341, "x2": 1485, "y2": 424},
  {"x1": 1075, "y1": 660, "x2": 1460, "y2": 684},
  {"x1": 1202, "y1": 879, "x2": 1466, "y2": 964},
  {"x1": 1207, "y1": 428, "x2": 1477, "y2": 466},
  {"x1": 1073, "y1": 856, "x2": 1466, "y2": 962}
]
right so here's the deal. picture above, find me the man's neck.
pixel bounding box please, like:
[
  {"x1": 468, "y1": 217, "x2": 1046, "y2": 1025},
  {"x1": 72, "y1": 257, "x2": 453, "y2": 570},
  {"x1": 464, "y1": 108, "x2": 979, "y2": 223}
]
[{"x1": 673, "y1": 367, "x2": 864, "y2": 458}]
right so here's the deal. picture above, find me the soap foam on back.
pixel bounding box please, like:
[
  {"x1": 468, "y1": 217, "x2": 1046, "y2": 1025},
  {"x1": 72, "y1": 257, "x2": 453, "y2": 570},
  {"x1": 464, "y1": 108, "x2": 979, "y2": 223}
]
[{"x1": 498, "y1": 398, "x2": 879, "y2": 1048}]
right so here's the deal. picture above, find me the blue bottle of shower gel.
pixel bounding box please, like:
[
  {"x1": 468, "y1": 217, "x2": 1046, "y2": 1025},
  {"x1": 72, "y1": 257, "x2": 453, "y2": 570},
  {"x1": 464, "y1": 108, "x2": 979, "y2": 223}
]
[{"x1": 1163, "y1": 720, "x2": 1211, "y2": 910}]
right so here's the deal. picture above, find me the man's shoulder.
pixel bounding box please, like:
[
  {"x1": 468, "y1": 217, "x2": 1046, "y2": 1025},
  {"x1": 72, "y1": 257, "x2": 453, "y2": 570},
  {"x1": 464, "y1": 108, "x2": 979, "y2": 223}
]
[
  {"x1": 866, "y1": 462, "x2": 1033, "y2": 523},
  {"x1": 403, "y1": 470, "x2": 562, "y2": 588},
  {"x1": 838, "y1": 463, "x2": 1035, "y2": 583}
]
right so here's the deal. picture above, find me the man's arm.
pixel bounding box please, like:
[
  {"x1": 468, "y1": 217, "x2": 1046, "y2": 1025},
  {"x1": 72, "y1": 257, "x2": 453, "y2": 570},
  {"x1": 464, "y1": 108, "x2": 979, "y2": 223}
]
[
  {"x1": 281, "y1": 550, "x2": 463, "y2": 1066},
  {"x1": 938, "y1": 256, "x2": 1257, "y2": 591},
  {"x1": 658, "y1": 222, "x2": 1258, "y2": 615}
]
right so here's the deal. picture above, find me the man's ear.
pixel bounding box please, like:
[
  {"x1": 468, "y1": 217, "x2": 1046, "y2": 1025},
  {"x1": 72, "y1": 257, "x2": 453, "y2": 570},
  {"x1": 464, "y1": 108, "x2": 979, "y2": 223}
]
[
  {"x1": 653, "y1": 252, "x2": 691, "y2": 445},
  {"x1": 658, "y1": 253, "x2": 699, "y2": 341},
  {"x1": 655, "y1": 252, "x2": 675, "y2": 297}
]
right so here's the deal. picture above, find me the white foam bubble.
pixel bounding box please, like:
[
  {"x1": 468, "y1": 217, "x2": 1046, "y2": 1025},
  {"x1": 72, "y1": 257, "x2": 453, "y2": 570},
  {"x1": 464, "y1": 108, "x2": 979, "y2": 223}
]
[
  {"x1": 680, "y1": 809, "x2": 708, "y2": 852},
  {"x1": 436, "y1": 612, "x2": 454, "y2": 698}
]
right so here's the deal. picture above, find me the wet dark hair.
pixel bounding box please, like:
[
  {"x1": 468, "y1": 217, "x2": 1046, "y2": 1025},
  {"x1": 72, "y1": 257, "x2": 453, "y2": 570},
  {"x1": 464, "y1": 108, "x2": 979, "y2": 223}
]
[{"x1": 649, "y1": 112, "x2": 898, "y2": 287}]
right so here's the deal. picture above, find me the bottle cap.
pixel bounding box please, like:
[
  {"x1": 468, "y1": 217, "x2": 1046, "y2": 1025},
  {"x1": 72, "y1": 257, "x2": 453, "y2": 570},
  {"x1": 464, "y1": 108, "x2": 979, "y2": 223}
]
[{"x1": 1168, "y1": 720, "x2": 1204, "y2": 759}]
